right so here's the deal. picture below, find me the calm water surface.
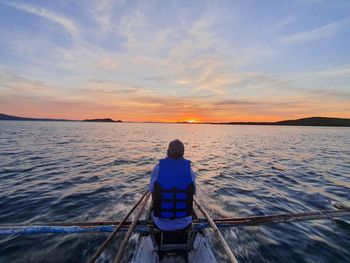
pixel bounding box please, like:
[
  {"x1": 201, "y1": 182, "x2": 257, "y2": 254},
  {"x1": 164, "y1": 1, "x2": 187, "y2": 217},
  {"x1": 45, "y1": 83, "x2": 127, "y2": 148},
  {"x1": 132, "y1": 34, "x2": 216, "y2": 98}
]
[{"x1": 0, "y1": 121, "x2": 349, "y2": 263}]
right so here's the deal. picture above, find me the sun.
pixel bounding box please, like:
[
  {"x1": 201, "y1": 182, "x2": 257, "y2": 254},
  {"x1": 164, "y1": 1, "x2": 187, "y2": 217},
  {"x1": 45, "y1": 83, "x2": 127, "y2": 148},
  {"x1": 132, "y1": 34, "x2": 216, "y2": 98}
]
[{"x1": 186, "y1": 119, "x2": 197, "y2": 123}]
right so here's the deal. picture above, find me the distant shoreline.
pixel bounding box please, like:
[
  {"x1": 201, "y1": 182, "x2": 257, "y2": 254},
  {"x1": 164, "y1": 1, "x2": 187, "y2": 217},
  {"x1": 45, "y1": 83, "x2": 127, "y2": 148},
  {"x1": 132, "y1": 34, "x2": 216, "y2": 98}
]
[
  {"x1": 83, "y1": 118, "x2": 122, "y2": 123},
  {"x1": 1, "y1": 114, "x2": 350, "y2": 127}
]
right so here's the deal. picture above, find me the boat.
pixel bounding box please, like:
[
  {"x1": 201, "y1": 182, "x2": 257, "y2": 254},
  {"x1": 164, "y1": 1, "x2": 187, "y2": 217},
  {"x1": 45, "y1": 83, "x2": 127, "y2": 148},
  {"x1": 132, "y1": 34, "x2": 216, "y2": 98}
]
[
  {"x1": 131, "y1": 204, "x2": 218, "y2": 263},
  {"x1": 0, "y1": 191, "x2": 349, "y2": 263}
]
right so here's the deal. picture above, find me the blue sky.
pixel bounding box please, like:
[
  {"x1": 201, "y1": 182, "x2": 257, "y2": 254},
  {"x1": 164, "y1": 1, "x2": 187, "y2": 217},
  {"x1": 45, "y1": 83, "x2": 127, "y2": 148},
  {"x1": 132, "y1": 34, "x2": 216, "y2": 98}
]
[{"x1": 0, "y1": 0, "x2": 349, "y2": 121}]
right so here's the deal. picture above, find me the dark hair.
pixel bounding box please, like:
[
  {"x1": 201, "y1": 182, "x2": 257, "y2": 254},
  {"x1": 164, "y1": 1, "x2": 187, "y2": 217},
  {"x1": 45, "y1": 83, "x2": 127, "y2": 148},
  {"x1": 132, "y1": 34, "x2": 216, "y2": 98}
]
[
  {"x1": 167, "y1": 139, "x2": 185, "y2": 159},
  {"x1": 167, "y1": 149, "x2": 184, "y2": 159}
]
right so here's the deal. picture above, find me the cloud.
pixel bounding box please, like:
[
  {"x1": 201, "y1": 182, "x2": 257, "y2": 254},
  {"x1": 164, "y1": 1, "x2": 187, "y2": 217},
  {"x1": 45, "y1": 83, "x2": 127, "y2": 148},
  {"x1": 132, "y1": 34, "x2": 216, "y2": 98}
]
[
  {"x1": 7, "y1": 2, "x2": 79, "y2": 37},
  {"x1": 90, "y1": 0, "x2": 113, "y2": 31},
  {"x1": 214, "y1": 99, "x2": 258, "y2": 106},
  {"x1": 213, "y1": 98, "x2": 306, "y2": 109},
  {"x1": 81, "y1": 79, "x2": 144, "y2": 95},
  {"x1": 314, "y1": 90, "x2": 350, "y2": 100},
  {"x1": 280, "y1": 19, "x2": 349, "y2": 44},
  {"x1": 174, "y1": 58, "x2": 238, "y2": 95},
  {"x1": 1, "y1": 1, "x2": 350, "y2": 122},
  {"x1": 279, "y1": 64, "x2": 350, "y2": 93},
  {"x1": 2, "y1": 2, "x2": 272, "y2": 99},
  {"x1": 117, "y1": 9, "x2": 146, "y2": 49},
  {"x1": 0, "y1": 72, "x2": 51, "y2": 92},
  {"x1": 276, "y1": 16, "x2": 298, "y2": 30},
  {"x1": 88, "y1": 0, "x2": 126, "y2": 32},
  {"x1": 0, "y1": 94, "x2": 122, "y2": 120},
  {"x1": 163, "y1": 14, "x2": 243, "y2": 95},
  {"x1": 317, "y1": 66, "x2": 350, "y2": 77}
]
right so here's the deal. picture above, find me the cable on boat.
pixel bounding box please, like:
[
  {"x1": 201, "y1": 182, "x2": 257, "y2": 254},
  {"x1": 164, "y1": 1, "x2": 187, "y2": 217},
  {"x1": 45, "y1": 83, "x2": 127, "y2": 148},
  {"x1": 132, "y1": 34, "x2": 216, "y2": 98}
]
[
  {"x1": 1, "y1": 207, "x2": 349, "y2": 235},
  {"x1": 193, "y1": 196, "x2": 238, "y2": 263},
  {"x1": 2, "y1": 208, "x2": 348, "y2": 228},
  {"x1": 113, "y1": 191, "x2": 151, "y2": 263},
  {"x1": 88, "y1": 190, "x2": 149, "y2": 263}
]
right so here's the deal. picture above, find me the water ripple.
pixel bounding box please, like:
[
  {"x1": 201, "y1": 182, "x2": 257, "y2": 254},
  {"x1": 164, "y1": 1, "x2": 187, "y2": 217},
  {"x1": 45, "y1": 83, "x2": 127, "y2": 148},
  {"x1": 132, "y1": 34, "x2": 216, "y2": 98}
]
[{"x1": 0, "y1": 121, "x2": 349, "y2": 262}]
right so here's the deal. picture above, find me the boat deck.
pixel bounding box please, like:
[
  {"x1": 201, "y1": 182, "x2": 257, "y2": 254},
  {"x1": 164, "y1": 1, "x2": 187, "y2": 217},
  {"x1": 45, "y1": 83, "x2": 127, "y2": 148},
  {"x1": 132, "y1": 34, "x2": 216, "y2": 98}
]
[{"x1": 131, "y1": 230, "x2": 218, "y2": 263}]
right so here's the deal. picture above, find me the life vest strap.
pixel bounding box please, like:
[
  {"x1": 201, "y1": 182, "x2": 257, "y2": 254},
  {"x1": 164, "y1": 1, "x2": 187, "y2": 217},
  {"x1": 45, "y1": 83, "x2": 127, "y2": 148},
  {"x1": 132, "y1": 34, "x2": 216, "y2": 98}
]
[
  {"x1": 152, "y1": 182, "x2": 195, "y2": 219},
  {"x1": 159, "y1": 188, "x2": 188, "y2": 193}
]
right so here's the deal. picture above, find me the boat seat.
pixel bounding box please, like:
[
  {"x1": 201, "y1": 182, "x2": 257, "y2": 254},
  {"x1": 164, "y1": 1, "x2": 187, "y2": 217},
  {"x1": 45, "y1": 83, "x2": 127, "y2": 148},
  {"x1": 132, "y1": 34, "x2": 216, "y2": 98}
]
[{"x1": 151, "y1": 224, "x2": 196, "y2": 255}]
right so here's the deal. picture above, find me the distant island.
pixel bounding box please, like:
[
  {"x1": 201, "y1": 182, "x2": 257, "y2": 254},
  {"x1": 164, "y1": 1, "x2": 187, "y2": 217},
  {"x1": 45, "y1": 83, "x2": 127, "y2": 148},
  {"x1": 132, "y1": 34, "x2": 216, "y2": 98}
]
[
  {"x1": 274, "y1": 117, "x2": 350, "y2": 127},
  {"x1": 83, "y1": 118, "x2": 122, "y2": 122},
  {"x1": 1, "y1": 113, "x2": 349, "y2": 127},
  {"x1": 0, "y1": 113, "x2": 71, "y2": 122},
  {"x1": 0, "y1": 113, "x2": 122, "y2": 123},
  {"x1": 219, "y1": 117, "x2": 350, "y2": 127}
]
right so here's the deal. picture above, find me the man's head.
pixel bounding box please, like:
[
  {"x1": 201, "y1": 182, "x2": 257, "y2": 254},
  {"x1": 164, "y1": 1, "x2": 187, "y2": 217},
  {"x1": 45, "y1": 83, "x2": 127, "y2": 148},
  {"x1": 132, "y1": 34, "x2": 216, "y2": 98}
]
[{"x1": 167, "y1": 139, "x2": 185, "y2": 159}]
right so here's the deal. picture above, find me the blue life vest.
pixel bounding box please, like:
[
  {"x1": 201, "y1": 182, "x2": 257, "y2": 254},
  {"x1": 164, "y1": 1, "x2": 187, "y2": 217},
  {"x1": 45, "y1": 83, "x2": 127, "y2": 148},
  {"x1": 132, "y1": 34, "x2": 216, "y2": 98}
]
[{"x1": 152, "y1": 158, "x2": 195, "y2": 219}]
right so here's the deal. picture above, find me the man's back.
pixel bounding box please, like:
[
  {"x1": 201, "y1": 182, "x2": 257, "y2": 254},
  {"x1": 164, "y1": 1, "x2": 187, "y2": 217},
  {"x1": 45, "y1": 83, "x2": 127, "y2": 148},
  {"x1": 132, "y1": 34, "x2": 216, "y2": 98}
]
[{"x1": 149, "y1": 140, "x2": 196, "y2": 231}]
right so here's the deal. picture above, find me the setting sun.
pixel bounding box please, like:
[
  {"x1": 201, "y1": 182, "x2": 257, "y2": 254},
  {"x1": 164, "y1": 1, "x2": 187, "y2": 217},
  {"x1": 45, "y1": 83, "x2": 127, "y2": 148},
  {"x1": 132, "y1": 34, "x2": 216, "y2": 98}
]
[{"x1": 185, "y1": 119, "x2": 197, "y2": 123}]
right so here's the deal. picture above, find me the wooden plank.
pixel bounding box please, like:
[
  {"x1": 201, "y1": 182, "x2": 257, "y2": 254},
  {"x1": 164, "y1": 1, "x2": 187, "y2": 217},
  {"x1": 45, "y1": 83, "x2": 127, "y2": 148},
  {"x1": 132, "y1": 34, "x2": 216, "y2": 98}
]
[
  {"x1": 88, "y1": 190, "x2": 149, "y2": 263},
  {"x1": 114, "y1": 192, "x2": 151, "y2": 263},
  {"x1": 194, "y1": 196, "x2": 238, "y2": 263}
]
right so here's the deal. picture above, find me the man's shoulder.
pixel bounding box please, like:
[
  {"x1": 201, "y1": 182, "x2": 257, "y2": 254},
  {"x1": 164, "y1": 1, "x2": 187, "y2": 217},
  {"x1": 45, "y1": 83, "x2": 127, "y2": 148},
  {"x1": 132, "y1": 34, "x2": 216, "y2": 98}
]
[{"x1": 152, "y1": 164, "x2": 160, "y2": 172}]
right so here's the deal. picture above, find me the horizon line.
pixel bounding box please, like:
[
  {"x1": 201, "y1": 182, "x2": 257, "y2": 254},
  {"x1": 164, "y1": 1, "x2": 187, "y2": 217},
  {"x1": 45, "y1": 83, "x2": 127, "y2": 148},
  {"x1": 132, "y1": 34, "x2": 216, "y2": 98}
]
[{"x1": 1, "y1": 113, "x2": 350, "y2": 124}]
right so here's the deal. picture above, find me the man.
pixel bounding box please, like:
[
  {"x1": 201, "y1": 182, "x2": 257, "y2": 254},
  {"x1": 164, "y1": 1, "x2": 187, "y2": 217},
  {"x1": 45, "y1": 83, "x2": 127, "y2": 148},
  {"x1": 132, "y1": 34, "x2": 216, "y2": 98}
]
[{"x1": 149, "y1": 139, "x2": 196, "y2": 231}]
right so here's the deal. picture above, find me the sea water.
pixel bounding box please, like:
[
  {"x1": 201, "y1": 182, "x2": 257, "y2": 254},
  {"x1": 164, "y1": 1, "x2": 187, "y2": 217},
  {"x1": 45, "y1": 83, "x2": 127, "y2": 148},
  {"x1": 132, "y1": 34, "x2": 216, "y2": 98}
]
[{"x1": 0, "y1": 121, "x2": 349, "y2": 263}]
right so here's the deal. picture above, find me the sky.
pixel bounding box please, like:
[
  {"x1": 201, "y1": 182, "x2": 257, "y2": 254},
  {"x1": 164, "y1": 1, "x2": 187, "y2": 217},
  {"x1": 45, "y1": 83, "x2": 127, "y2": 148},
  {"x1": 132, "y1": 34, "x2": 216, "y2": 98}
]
[{"x1": 0, "y1": 0, "x2": 350, "y2": 122}]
